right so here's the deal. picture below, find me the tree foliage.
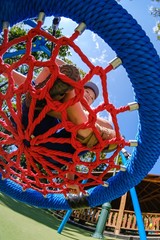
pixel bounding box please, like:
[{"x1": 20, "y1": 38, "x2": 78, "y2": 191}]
[
  {"x1": 0, "y1": 22, "x2": 71, "y2": 69},
  {"x1": 150, "y1": 0, "x2": 160, "y2": 40},
  {"x1": 117, "y1": 0, "x2": 160, "y2": 40}
]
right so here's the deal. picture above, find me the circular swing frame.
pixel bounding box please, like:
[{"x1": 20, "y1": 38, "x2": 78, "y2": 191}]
[{"x1": 0, "y1": 0, "x2": 160, "y2": 210}]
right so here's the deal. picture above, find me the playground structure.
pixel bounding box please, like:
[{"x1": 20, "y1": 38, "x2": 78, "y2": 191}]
[
  {"x1": 0, "y1": 0, "x2": 160, "y2": 239},
  {"x1": 55, "y1": 173, "x2": 160, "y2": 238}
]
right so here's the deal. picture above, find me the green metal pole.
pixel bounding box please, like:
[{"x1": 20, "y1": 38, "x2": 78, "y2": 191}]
[
  {"x1": 91, "y1": 202, "x2": 111, "y2": 239},
  {"x1": 91, "y1": 154, "x2": 121, "y2": 239}
]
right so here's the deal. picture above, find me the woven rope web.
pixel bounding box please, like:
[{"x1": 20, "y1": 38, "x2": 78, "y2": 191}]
[{"x1": 0, "y1": 19, "x2": 133, "y2": 196}]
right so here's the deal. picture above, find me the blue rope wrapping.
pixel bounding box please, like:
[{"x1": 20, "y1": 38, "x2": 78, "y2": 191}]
[{"x1": 0, "y1": 0, "x2": 160, "y2": 210}]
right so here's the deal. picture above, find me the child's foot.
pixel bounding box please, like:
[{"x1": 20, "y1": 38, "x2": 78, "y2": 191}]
[{"x1": 102, "y1": 143, "x2": 117, "y2": 153}]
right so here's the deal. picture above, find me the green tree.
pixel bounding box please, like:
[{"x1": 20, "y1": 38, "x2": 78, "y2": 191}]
[
  {"x1": 150, "y1": 0, "x2": 160, "y2": 40},
  {"x1": 117, "y1": 0, "x2": 160, "y2": 40},
  {"x1": 0, "y1": 21, "x2": 71, "y2": 74}
]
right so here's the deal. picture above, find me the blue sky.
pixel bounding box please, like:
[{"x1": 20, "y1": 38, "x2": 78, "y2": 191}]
[{"x1": 45, "y1": 1, "x2": 160, "y2": 174}]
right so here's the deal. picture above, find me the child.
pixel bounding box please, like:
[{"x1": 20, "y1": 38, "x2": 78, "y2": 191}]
[{"x1": 4, "y1": 61, "x2": 115, "y2": 194}]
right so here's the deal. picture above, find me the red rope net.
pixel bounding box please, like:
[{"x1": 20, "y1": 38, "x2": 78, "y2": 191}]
[{"x1": 0, "y1": 20, "x2": 131, "y2": 196}]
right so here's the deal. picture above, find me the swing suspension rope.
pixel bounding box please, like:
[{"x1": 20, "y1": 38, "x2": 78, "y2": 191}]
[
  {"x1": 0, "y1": 14, "x2": 136, "y2": 196},
  {"x1": 0, "y1": 0, "x2": 159, "y2": 210}
]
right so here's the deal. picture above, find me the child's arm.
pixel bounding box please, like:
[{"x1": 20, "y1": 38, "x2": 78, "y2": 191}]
[
  {"x1": 35, "y1": 58, "x2": 65, "y2": 84},
  {"x1": 96, "y1": 117, "x2": 113, "y2": 129},
  {"x1": 49, "y1": 90, "x2": 116, "y2": 141},
  {"x1": 2, "y1": 58, "x2": 65, "y2": 86},
  {"x1": 2, "y1": 71, "x2": 27, "y2": 86}
]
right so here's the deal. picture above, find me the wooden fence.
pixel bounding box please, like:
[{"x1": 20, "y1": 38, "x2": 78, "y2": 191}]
[{"x1": 56, "y1": 208, "x2": 160, "y2": 236}]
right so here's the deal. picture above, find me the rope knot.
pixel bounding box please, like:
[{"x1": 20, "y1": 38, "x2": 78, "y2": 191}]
[{"x1": 23, "y1": 139, "x2": 31, "y2": 147}]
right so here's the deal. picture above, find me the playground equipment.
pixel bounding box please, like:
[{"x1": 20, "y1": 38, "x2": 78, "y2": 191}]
[{"x1": 0, "y1": 0, "x2": 160, "y2": 212}]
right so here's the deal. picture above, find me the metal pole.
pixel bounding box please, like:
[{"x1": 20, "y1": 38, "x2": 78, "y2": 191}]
[
  {"x1": 130, "y1": 187, "x2": 147, "y2": 240},
  {"x1": 91, "y1": 154, "x2": 120, "y2": 239},
  {"x1": 57, "y1": 156, "x2": 97, "y2": 234},
  {"x1": 57, "y1": 180, "x2": 88, "y2": 234},
  {"x1": 57, "y1": 209, "x2": 72, "y2": 234},
  {"x1": 91, "y1": 202, "x2": 111, "y2": 239},
  {"x1": 120, "y1": 150, "x2": 147, "y2": 240}
]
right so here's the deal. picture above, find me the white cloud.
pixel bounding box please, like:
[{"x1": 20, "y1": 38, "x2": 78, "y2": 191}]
[
  {"x1": 91, "y1": 32, "x2": 97, "y2": 42},
  {"x1": 91, "y1": 33, "x2": 99, "y2": 49},
  {"x1": 90, "y1": 49, "x2": 108, "y2": 65},
  {"x1": 95, "y1": 41, "x2": 99, "y2": 49}
]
